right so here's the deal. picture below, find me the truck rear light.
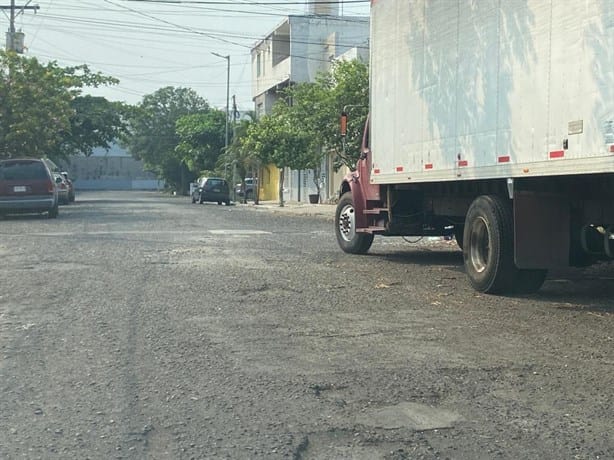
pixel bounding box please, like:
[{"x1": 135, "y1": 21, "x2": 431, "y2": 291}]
[
  {"x1": 610, "y1": 145, "x2": 614, "y2": 153},
  {"x1": 46, "y1": 181, "x2": 54, "y2": 193}
]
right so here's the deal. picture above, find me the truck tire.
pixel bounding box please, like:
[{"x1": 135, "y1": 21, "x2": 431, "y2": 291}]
[
  {"x1": 335, "y1": 191, "x2": 374, "y2": 254},
  {"x1": 463, "y1": 195, "x2": 516, "y2": 294}
]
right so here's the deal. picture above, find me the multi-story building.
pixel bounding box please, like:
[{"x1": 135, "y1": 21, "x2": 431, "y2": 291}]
[{"x1": 251, "y1": 2, "x2": 369, "y2": 202}]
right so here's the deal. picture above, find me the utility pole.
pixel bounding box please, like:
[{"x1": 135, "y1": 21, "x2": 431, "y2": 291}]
[{"x1": 2, "y1": 0, "x2": 40, "y2": 53}]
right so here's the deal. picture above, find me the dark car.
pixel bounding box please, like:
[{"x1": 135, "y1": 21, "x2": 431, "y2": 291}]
[
  {"x1": 191, "y1": 177, "x2": 231, "y2": 205},
  {"x1": 0, "y1": 158, "x2": 59, "y2": 218},
  {"x1": 61, "y1": 171, "x2": 75, "y2": 202}
]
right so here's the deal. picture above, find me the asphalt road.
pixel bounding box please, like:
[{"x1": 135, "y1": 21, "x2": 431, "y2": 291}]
[{"x1": 1, "y1": 191, "x2": 613, "y2": 459}]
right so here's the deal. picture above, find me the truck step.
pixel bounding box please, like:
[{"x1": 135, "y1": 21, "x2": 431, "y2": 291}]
[
  {"x1": 357, "y1": 226, "x2": 386, "y2": 233},
  {"x1": 363, "y1": 208, "x2": 389, "y2": 215}
]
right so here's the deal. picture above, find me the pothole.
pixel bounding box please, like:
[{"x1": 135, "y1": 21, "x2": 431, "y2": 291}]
[{"x1": 356, "y1": 402, "x2": 464, "y2": 431}]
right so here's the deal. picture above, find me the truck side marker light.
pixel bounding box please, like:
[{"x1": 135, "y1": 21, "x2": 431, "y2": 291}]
[
  {"x1": 373, "y1": 168, "x2": 380, "y2": 174},
  {"x1": 396, "y1": 166, "x2": 404, "y2": 172},
  {"x1": 425, "y1": 163, "x2": 433, "y2": 170},
  {"x1": 549, "y1": 150, "x2": 565, "y2": 159},
  {"x1": 523, "y1": 168, "x2": 530, "y2": 173},
  {"x1": 458, "y1": 160, "x2": 468, "y2": 167},
  {"x1": 498, "y1": 156, "x2": 510, "y2": 163}
]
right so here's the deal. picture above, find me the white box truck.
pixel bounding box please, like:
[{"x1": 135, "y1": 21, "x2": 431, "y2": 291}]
[{"x1": 335, "y1": 0, "x2": 614, "y2": 294}]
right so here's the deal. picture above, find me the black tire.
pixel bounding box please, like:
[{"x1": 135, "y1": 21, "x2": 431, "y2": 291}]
[
  {"x1": 335, "y1": 191, "x2": 374, "y2": 254},
  {"x1": 217, "y1": 201, "x2": 222, "y2": 205},
  {"x1": 463, "y1": 195, "x2": 516, "y2": 294},
  {"x1": 225, "y1": 200, "x2": 231, "y2": 206},
  {"x1": 192, "y1": 196, "x2": 196, "y2": 203},
  {"x1": 454, "y1": 225, "x2": 464, "y2": 250},
  {"x1": 199, "y1": 196, "x2": 204, "y2": 204},
  {"x1": 48, "y1": 204, "x2": 59, "y2": 219}
]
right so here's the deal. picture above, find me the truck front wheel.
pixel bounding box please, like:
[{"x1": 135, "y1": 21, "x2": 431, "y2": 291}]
[
  {"x1": 335, "y1": 192, "x2": 374, "y2": 254},
  {"x1": 463, "y1": 195, "x2": 516, "y2": 294}
]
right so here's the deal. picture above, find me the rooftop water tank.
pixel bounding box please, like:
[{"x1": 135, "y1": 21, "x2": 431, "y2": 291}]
[{"x1": 307, "y1": 0, "x2": 339, "y2": 16}]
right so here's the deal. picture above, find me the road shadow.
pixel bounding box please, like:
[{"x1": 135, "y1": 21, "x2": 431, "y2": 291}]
[
  {"x1": 533, "y1": 265, "x2": 614, "y2": 312},
  {"x1": 375, "y1": 247, "x2": 465, "y2": 268},
  {"x1": 371, "y1": 246, "x2": 614, "y2": 312}
]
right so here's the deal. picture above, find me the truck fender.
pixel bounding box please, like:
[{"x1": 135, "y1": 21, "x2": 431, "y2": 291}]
[{"x1": 340, "y1": 173, "x2": 370, "y2": 230}]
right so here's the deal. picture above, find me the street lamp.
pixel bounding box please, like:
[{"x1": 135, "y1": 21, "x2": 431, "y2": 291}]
[{"x1": 211, "y1": 52, "x2": 230, "y2": 153}]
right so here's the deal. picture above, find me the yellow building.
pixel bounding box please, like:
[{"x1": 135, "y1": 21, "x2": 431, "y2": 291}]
[{"x1": 257, "y1": 164, "x2": 280, "y2": 201}]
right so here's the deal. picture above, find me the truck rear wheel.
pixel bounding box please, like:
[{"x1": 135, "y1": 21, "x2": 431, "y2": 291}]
[
  {"x1": 335, "y1": 192, "x2": 374, "y2": 254},
  {"x1": 463, "y1": 195, "x2": 516, "y2": 294}
]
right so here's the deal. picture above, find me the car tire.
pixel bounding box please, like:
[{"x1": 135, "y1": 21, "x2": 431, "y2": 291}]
[{"x1": 48, "y1": 204, "x2": 59, "y2": 219}]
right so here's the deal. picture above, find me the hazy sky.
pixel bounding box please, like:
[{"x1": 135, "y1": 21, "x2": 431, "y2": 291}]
[{"x1": 3, "y1": 0, "x2": 369, "y2": 111}]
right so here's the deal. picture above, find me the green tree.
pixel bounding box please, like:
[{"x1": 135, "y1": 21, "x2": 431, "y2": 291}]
[
  {"x1": 242, "y1": 105, "x2": 313, "y2": 206},
  {"x1": 48, "y1": 95, "x2": 129, "y2": 160},
  {"x1": 217, "y1": 115, "x2": 259, "y2": 203},
  {"x1": 249, "y1": 59, "x2": 368, "y2": 202},
  {"x1": 0, "y1": 50, "x2": 119, "y2": 161},
  {"x1": 281, "y1": 80, "x2": 331, "y2": 201},
  {"x1": 175, "y1": 110, "x2": 226, "y2": 175},
  {"x1": 283, "y1": 59, "x2": 369, "y2": 172},
  {"x1": 123, "y1": 86, "x2": 209, "y2": 193}
]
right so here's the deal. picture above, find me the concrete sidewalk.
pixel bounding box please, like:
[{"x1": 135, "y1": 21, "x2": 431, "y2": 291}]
[{"x1": 238, "y1": 200, "x2": 336, "y2": 219}]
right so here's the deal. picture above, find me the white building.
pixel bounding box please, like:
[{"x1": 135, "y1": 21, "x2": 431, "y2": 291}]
[{"x1": 251, "y1": 4, "x2": 369, "y2": 202}]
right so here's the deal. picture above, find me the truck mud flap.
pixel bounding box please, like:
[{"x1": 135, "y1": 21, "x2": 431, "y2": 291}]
[{"x1": 514, "y1": 192, "x2": 569, "y2": 269}]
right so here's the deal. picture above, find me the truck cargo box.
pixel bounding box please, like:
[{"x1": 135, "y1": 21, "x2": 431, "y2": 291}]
[{"x1": 369, "y1": 0, "x2": 614, "y2": 184}]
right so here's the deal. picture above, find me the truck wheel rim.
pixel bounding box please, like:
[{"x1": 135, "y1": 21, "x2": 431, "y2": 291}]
[
  {"x1": 338, "y1": 203, "x2": 355, "y2": 242},
  {"x1": 469, "y1": 216, "x2": 489, "y2": 273}
]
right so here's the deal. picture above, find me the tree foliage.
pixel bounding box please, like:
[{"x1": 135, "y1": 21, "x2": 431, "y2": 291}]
[
  {"x1": 242, "y1": 104, "x2": 313, "y2": 205},
  {"x1": 49, "y1": 95, "x2": 129, "y2": 159},
  {"x1": 290, "y1": 59, "x2": 369, "y2": 171},
  {"x1": 175, "y1": 110, "x2": 226, "y2": 174},
  {"x1": 122, "y1": 86, "x2": 211, "y2": 193},
  {"x1": 237, "y1": 59, "x2": 368, "y2": 204},
  {"x1": 323, "y1": 59, "x2": 369, "y2": 170},
  {"x1": 0, "y1": 50, "x2": 120, "y2": 161},
  {"x1": 217, "y1": 116, "x2": 259, "y2": 202}
]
